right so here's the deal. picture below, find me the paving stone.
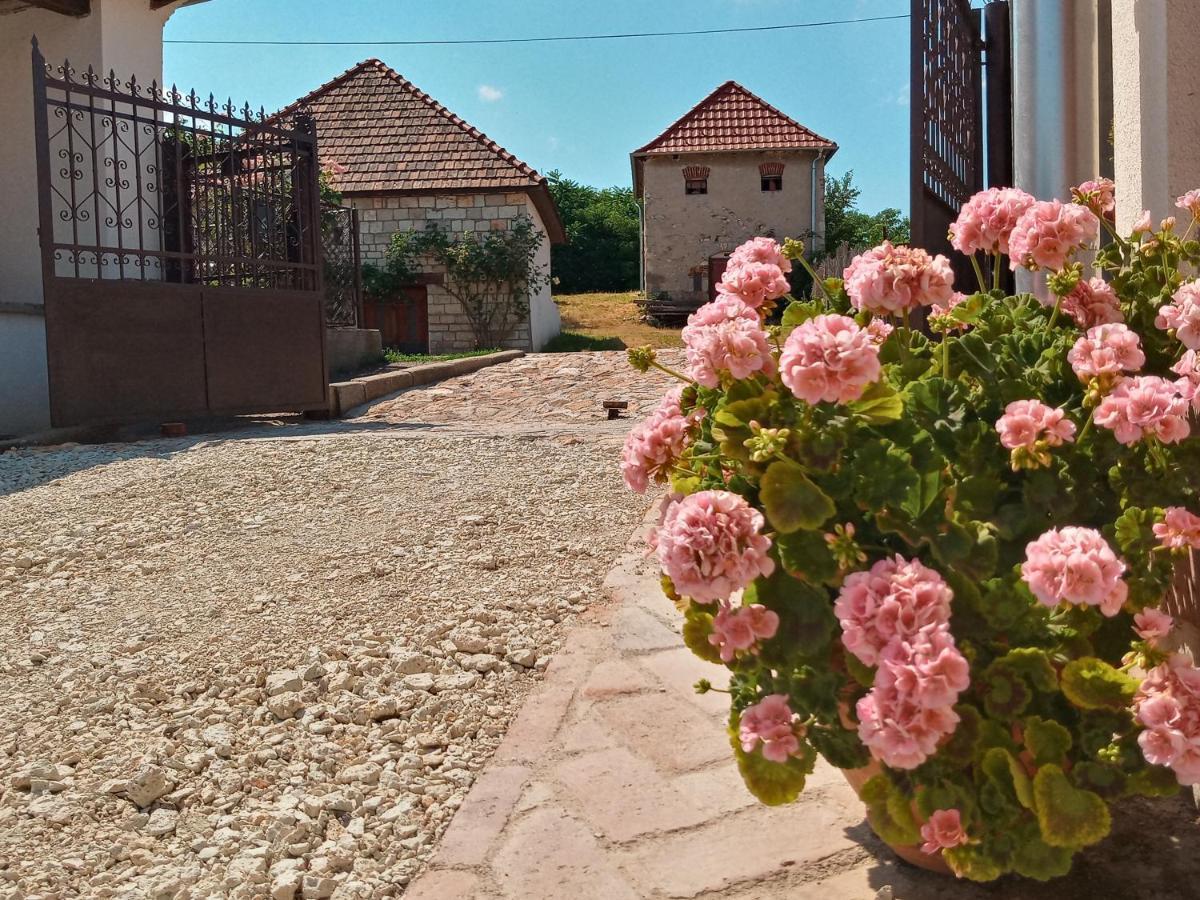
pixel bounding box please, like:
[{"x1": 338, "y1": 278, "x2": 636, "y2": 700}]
[
  {"x1": 636, "y1": 646, "x2": 730, "y2": 716},
  {"x1": 404, "y1": 869, "x2": 487, "y2": 900},
  {"x1": 557, "y1": 717, "x2": 619, "y2": 754},
  {"x1": 491, "y1": 806, "x2": 640, "y2": 900},
  {"x1": 598, "y1": 691, "x2": 730, "y2": 774},
  {"x1": 434, "y1": 765, "x2": 530, "y2": 867},
  {"x1": 617, "y1": 801, "x2": 861, "y2": 898},
  {"x1": 492, "y1": 678, "x2": 576, "y2": 765},
  {"x1": 610, "y1": 605, "x2": 680, "y2": 653},
  {"x1": 581, "y1": 658, "x2": 655, "y2": 700},
  {"x1": 554, "y1": 747, "x2": 712, "y2": 842}
]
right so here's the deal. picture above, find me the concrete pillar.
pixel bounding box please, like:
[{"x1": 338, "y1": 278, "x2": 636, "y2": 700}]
[{"x1": 1111, "y1": 0, "x2": 1200, "y2": 231}]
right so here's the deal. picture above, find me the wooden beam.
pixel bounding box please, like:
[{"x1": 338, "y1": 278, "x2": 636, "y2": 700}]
[{"x1": 23, "y1": 0, "x2": 90, "y2": 15}]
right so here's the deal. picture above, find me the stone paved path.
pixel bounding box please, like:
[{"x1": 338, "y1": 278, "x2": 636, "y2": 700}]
[
  {"x1": 353, "y1": 351, "x2": 681, "y2": 432},
  {"x1": 404, "y1": 519, "x2": 1200, "y2": 899}
]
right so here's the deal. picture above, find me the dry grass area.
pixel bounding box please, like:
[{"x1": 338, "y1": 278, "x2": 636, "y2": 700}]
[{"x1": 551, "y1": 292, "x2": 682, "y2": 351}]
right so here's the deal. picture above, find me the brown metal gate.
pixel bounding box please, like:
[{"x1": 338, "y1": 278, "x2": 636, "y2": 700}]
[
  {"x1": 31, "y1": 42, "x2": 328, "y2": 427},
  {"x1": 911, "y1": 0, "x2": 1009, "y2": 284}
]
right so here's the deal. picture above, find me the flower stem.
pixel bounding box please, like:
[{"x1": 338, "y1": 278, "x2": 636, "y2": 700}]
[
  {"x1": 970, "y1": 254, "x2": 988, "y2": 294},
  {"x1": 942, "y1": 336, "x2": 951, "y2": 380},
  {"x1": 651, "y1": 360, "x2": 693, "y2": 383},
  {"x1": 797, "y1": 255, "x2": 836, "y2": 305},
  {"x1": 992, "y1": 252, "x2": 1002, "y2": 292},
  {"x1": 1047, "y1": 294, "x2": 1064, "y2": 329}
]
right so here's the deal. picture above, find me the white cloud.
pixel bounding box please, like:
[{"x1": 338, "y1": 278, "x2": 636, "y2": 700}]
[{"x1": 477, "y1": 84, "x2": 504, "y2": 103}]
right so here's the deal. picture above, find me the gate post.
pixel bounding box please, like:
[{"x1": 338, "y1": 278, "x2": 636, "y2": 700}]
[{"x1": 31, "y1": 39, "x2": 56, "y2": 287}]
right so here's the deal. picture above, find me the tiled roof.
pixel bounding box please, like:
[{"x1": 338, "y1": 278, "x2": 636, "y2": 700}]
[
  {"x1": 632, "y1": 81, "x2": 837, "y2": 157},
  {"x1": 274, "y1": 59, "x2": 545, "y2": 195}
]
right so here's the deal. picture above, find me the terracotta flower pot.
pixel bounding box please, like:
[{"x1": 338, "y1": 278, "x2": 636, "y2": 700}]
[{"x1": 841, "y1": 761, "x2": 954, "y2": 876}]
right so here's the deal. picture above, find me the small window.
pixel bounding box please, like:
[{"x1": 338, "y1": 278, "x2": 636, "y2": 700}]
[
  {"x1": 685, "y1": 178, "x2": 708, "y2": 195},
  {"x1": 761, "y1": 174, "x2": 783, "y2": 192}
]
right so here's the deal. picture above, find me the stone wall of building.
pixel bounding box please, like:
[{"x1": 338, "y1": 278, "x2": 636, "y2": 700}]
[
  {"x1": 349, "y1": 191, "x2": 542, "y2": 352},
  {"x1": 641, "y1": 149, "x2": 826, "y2": 306}
]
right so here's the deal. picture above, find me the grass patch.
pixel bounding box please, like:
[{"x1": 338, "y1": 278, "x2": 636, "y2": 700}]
[
  {"x1": 383, "y1": 347, "x2": 500, "y2": 364},
  {"x1": 553, "y1": 291, "x2": 682, "y2": 350},
  {"x1": 542, "y1": 331, "x2": 626, "y2": 353}
]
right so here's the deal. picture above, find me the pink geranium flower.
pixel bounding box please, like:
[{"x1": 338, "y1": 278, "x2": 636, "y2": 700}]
[
  {"x1": 1134, "y1": 654, "x2": 1200, "y2": 784},
  {"x1": 1071, "y1": 178, "x2": 1116, "y2": 218},
  {"x1": 1093, "y1": 376, "x2": 1190, "y2": 445},
  {"x1": 738, "y1": 694, "x2": 802, "y2": 763},
  {"x1": 719, "y1": 260, "x2": 791, "y2": 308},
  {"x1": 1060, "y1": 277, "x2": 1123, "y2": 329},
  {"x1": 778, "y1": 314, "x2": 881, "y2": 405},
  {"x1": 729, "y1": 236, "x2": 792, "y2": 273},
  {"x1": 1021, "y1": 526, "x2": 1128, "y2": 617},
  {"x1": 1172, "y1": 351, "x2": 1200, "y2": 412},
  {"x1": 920, "y1": 808, "x2": 969, "y2": 855},
  {"x1": 843, "y1": 241, "x2": 955, "y2": 314},
  {"x1": 1008, "y1": 200, "x2": 1100, "y2": 272},
  {"x1": 1132, "y1": 209, "x2": 1154, "y2": 235},
  {"x1": 1134, "y1": 608, "x2": 1174, "y2": 647},
  {"x1": 621, "y1": 387, "x2": 705, "y2": 493},
  {"x1": 1067, "y1": 323, "x2": 1145, "y2": 382},
  {"x1": 709, "y1": 603, "x2": 780, "y2": 662},
  {"x1": 686, "y1": 293, "x2": 760, "y2": 327},
  {"x1": 1177, "y1": 190, "x2": 1200, "y2": 218},
  {"x1": 682, "y1": 316, "x2": 775, "y2": 389},
  {"x1": 650, "y1": 491, "x2": 774, "y2": 604},
  {"x1": 834, "y1": 556, "x2": 954, "y2": 667},
  {"x1": 995, "y1": 399, "x2": 1077, "y2": 452},
  {"x1": 929, "y1": 291, "x2": 971, "y2": 332},
  {"x1": 1157, "y1": 282, "x2": 1200, "y2": 350},
  {"x1": 949, "y1": 187, "x2": 1036, "y2": 256},
  {"x1": 1154, "y1": 507, "x2": 1200, "y2": 550}
]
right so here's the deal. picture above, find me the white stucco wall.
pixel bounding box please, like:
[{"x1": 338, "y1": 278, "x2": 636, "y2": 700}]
[
  {"x1": 0, "y1": 0, "x2": 175, "y2": 436},
  {"x1": 1110, "y1": 0, "x2": 1200, "y2": 231},
  {"x1": 524, "y1": 196, "x2": 559, "y2": 352}
]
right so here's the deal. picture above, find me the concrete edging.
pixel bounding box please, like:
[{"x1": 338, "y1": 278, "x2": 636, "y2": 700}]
[{"x1": 328, "y1": 350, "x2": 525, "y2": 417}]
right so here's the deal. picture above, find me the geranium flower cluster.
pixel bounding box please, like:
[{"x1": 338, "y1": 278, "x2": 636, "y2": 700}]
[
  {"x1": 948, "y1": 186, "x2": 1035, "y2": 255},
  {"x1": 738, "y1": 694, "x2": 802, "y2": 763},
  {"x1": 1067, "y1": 323, "x2": 1145, "y2": 382},
  {"x1": 650, "y1": 490, "x2": 774, "y2": 604},
  {"x1": 717, "y1": 237, "x2": 792, "y2": 308},
  {"x1": 842, "y1": 241, "x2": 955, "y2": 315},
  {"x1": 1007, "y1": 199, "x2": 1100, "y2": 271},
  {"x1": 709, "y1": 603, "x2": 779, "y2": 663},
  {"x1": 1133, "y1": 654, "x2": 1200, "y2": 785},
  {"x1": 1093, "y1": 375, "x2": 1190, "y2": 445},
  {"x1": 620, "y1": 387, "x2": 704, "y2": 493},
  {"x1": 994, "y1": 399, "x2": 1076, "y2": 469},
  {"x1": 836, "y1": 557, "x2": 969, "y2": 769},
  {"x1": 1071, "y1": 177, "x2": 1116, "y2": 218},
  {"x1": 1154, "y1": 507, "x2": 1200, "y2": 551},
  {"x1": 778, "y1": 314, "x2": 882, "y2": 405},
  {"x1": 1060, "y1": 276, "x2": 1123, "y2": 329},
  {"x1": 1172, "y1": 351, "x2": 1200, "y2": 412},
  {"x1": 1157, "y1": 281, "x2": 1200, "y2": 350},
  {"x1": 1020, "y1": 526, "x2": 1128, "y2": 616},
  {"x1": 682, "y1": 310, "x2": 775, "y2": 388}
]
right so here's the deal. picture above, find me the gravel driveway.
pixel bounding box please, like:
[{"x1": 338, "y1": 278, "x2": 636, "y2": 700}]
[{"x1": 0, "y1": 353, "x2": 670, "y2": 899}]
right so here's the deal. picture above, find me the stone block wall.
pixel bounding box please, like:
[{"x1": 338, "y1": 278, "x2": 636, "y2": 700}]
[{"x1": 350, "y1": 192, "x2": 537, "y2": 353}]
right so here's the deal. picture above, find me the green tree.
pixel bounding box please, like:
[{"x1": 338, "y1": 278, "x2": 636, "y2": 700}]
[
  {"x1": 546, "y1": 170, "x2": 640, "y2": 293},
  {"x1": 818, "y1": 170, "x2": 910, "y2": 259}
]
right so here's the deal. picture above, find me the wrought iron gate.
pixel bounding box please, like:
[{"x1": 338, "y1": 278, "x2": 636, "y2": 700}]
[
  {"x1": 910, "y1": 0, "x2": 1011, "y2": 277},
  {"x1": 31, "y1": 41, "x2": 329, "y2": 427}
]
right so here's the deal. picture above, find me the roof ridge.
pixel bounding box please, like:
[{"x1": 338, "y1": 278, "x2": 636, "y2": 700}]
[{"x1": 631, "y1": 80, "x2": 836, "y2": 156}]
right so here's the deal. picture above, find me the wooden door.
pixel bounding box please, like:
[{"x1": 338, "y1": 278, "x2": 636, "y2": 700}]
[{"x1": 363, "y1": 286, "x2": 429, "y2": 354}]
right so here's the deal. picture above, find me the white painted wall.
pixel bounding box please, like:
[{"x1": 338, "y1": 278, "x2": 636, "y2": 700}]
[
  {"x1": 524, "y1": 196, "x2": 560, "y2": 352},
  {"x1": 0, "y1": 0, "x2": 175, "y2": 435}
]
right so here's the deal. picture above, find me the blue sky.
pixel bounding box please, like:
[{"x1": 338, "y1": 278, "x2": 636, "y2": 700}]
[{"x1": 164, "y1": 0, "x2": 911, "y2": 213}]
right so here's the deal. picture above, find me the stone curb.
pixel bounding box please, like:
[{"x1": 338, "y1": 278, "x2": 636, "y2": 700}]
[{"x1": 329, "y1": 350, "x2": 526, "y2": 417}]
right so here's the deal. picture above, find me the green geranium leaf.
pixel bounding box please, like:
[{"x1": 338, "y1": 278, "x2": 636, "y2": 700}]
[
  {"x1": 1023, "y1": 716, "x2": 1072, "y2": 767},
  {"x1": 1071, "y1": 761, "x2": 1127, "y2": 799},
  {"x1": 943, "y1": 844, "x2": 1005, "y2": 882},
  {"x1": 981, "y1": 747, "x2": 1033, "y2": 811},
  {"x1": 1010, "y1": 837, "x2": 1075, "y2": 881},
  {"x1": 759, "y1": 460, "x2": 835, "y2": 533},
  {"x1": 860, "y1": 775, "x2": 922, "y2": 846},
  {"x1": 848, "y1": 381, "x2": 904, "y2": 423},
  {"x1": 1060, "y1": 657, "x2": 1139, "y2": 710},
  {"x1": 730, "y1": 718, "x2": 816, "y2": 806},
  {"x1": 997, "y1": 648, "x2": 1058, "y2": 692},
  {"x1": 681, "y1": 607, "x2": 724, "y2": 665},
  {"x1": 781, "y1": 299, "x2": 823, "y2": 327},
  {"x1": 1125, "y1": 765, "x2": 1180, "y2": 798},
  {"x1": 807, "y1": 723, "x2": 870, "y2": 770},
  {"x1": 1033, "y1": 764, "x2": 1111, "y2": 849},
  {"x1": 844, "y1": 651, "x2": 876, "y2": 689},
  {"x1": 981, "y1": 662, "x2": 1032, "y2": 721},
  {"x1": 775, "y1": 530, "x2": 838, "y2": 585},
  {"x1": 670, "y1": 471, "x2": 701, "y2": 495}
]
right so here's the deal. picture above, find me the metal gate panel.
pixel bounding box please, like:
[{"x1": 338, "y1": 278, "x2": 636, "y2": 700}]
[
  {"x1": 911, "y1": 0, "x2": 985, "y2": 272},
  {"x1": 43, "y1": 279, "x2": 208, "y2": 426},
  {"x1": 202, "y1": 287, "x2": 328, "y2": 414}
]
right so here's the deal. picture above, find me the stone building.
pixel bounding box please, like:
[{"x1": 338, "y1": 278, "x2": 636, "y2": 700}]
[
  {"x1": 279, "y1": 59, "x2": 566, "y2": 352},
  {"x1": 631, "y1": 81, "x2": 837, "y2": 310}
]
